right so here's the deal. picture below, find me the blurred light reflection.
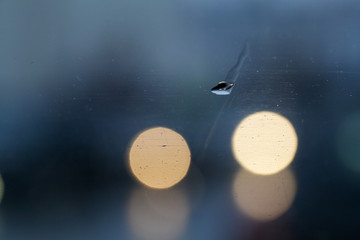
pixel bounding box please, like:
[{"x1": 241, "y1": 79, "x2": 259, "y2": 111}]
[
  {"x1": 336, "y1": 112, "x2": 360, "y2": 174},
  {"x1": 127, "y1": 187, "x2": 189, "y2": 240},
  {"x1": 128, "y1": 127, "x2": 191, "y2": 189},
  {"x1": 232, "y1": 111, "x2": 298, "y2": 175},
  {"x1": 232, "y1": 169, "x2": 297, "y2": 221}
]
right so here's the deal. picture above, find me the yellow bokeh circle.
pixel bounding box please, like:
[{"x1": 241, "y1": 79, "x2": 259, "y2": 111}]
[
  {"x1": 129, "y1": 127, "x2": 191, "y2": 189},
  {"x1": 232, "y1": 111, "x2": 298, "y2": 175}
]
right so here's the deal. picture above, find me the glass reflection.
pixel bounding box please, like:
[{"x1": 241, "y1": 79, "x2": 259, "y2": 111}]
[
  {"x1": 232, "y1": 111, "x2": 298, "y2": 175},
  {"x1": 336, "y1": 112, "x2": 360, "y2": 174},
  {"x1": 127, "y1": 186, "x2": 189, "y2": 240},
  {"x1": 128, "y1": 127, "x2": 191, "y2": 189},
  {"x1": 232, "y1": 169, "x2": 296, "y2": 221}
]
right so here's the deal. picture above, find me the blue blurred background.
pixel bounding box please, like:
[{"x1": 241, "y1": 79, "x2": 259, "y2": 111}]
[{"x1": 1, "y1": 0, "x2": 360, "y2": 239}]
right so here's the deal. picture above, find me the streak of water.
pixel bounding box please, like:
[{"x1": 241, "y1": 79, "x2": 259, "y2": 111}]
[{"x1": 211, "y1": 42, "x2": 249, "y2": 95}]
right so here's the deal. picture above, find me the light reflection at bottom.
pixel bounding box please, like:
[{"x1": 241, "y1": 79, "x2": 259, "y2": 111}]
[
  {"x1": 127, "y1": 186, "x2": 189, "y2": 240},
  {"x1": 232, "y1": 169, "x2": 296, "y2": 221}
]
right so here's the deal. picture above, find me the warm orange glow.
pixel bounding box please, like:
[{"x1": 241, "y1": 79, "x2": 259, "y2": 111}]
[
  {"x1": 127, "y1": 187, "x2": 189, "y2": 240},
  {"x1": 232, "y1": 111, "x2": 298, "y2": 175},
  {"x1": 232, "y1": 169, "x2": 296, "y2": 221},
  {"x1": 129, "y1": 127, "x2": 191, "y2": 189}
]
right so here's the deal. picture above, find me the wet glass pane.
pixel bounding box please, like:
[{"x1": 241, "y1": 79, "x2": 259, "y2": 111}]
[{"x1": 1, "y1": 0, "x2": 360, "y2": 239}]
